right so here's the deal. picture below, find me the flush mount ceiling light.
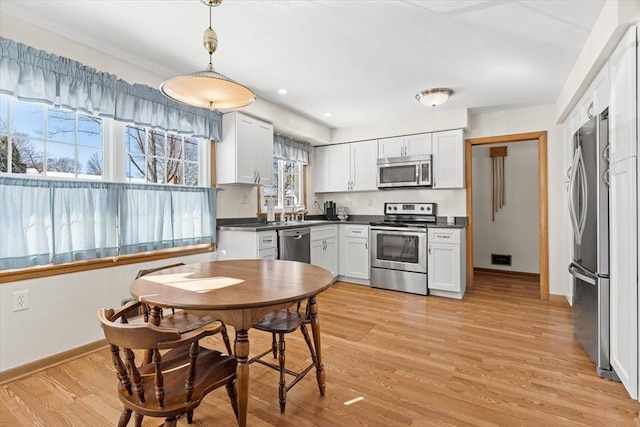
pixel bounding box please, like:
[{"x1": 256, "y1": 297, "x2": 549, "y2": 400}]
[
  {"x1": 415, "y1": 88, "x2": 453, "y2": 107},
  {"x1": 160, "y1": 0, "x2": 255, "y2": 110}
]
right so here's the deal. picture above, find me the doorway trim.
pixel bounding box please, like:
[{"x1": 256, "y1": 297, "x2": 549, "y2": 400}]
[{"x1": 465, "y1": 131, "x2": 549, "y2": 300}]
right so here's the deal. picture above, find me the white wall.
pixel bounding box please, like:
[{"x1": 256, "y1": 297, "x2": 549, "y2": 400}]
[{"x1": 472, "y1": 141, "x2": 539, "y2": 274}]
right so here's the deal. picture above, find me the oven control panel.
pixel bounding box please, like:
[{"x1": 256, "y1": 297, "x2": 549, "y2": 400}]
[{"x1": 384, "y1": 202, "x2": 436, "y2": 215}]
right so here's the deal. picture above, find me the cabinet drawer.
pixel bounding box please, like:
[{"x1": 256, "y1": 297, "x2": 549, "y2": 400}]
[
  {"x1": 311, "y1": 225, "x2": 338, "y2": 241},
  {"x1": 342, "y1": 224, "x2": 369, "y2": 238},
  {"x1": 428, "y1": 228, "x2": 460, "y2": 244},
  {"x1": 257, "y1": 247, "x2": 277, "y2": 260},
  {"x1": 257, "y1": 231, "x2": 277, "y2": 250}
]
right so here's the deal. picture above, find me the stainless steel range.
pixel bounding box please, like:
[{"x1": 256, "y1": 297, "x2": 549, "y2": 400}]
[{"x1": 370, "y1": 202, "x2": 436, "y2": 295}]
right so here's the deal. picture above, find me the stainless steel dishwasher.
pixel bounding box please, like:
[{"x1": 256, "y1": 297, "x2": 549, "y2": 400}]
[{"x1": 278, "y1": 228, "x2": 310, "y2": 263}]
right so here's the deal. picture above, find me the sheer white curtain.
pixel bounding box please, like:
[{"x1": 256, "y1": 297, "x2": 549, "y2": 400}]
[
  {"x1": 0, "y1": 178, "x2": 217, "y2": 270},
  {"x1": 170, "y1": 188, "x2": 217, "y2": 246},
  {"x1": 0, "y1": 178, "x2": 53, "y2": 269},
  {"x1": 119, "y1": 185, "x2": 174, "y2": 254},
  {"x1": 51, "y1": 182, "x2": 119, "y2": 264}
]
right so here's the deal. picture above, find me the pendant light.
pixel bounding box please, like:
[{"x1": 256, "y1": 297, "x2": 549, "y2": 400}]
[
  {"x1": 415, "y1": 88, "x2": 453, "y2": 107},
  {"x1": 160, "y1": 0, "x2": 255, "y2": 110}
]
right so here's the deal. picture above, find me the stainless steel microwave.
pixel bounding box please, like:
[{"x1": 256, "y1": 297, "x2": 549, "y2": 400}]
[{"x1": 377, "y1": 155, "x2": 432, "y2": 189}]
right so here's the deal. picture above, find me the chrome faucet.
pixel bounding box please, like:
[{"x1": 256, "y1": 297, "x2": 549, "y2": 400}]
[{"x1": 292, "y1": 203, "x2": 306, "y2": 221}]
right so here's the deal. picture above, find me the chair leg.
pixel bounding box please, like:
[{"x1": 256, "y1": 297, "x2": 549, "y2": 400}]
[
  {"x1": 187, "y1": 409, "x2": 194, "y2": 424},
  {"x1": 271, "y1": 332, "x2": 277, "y2": 358},
  {"x1": 133, "y1": 412, "x2": 143, "y2": 427},
  {"x1": 163, "y1": 417, "x2": 178, "y2": 427},
  {"x1": 226, "y1": 379, "x2": 239, "y2": 420},
  {"x1": 117, "y1": 408, "x2": 131, "y2": 427},
  {"x1": 300, "y1": 324, "x2": 322, "y2": 395},
  {"x1": 278, "y1": 333, "x2": 287, "y2": 413},
  {"x1": 221, "y1": 323, "x2": 233, "y2": 356}
]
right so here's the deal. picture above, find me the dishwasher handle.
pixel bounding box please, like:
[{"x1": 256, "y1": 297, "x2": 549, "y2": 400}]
[{"x1": 277, "y1": 228, "x2": 311, "y2": 237}]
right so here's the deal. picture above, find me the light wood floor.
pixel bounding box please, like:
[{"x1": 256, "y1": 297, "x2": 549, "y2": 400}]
[{"x1": 2, "y1": 271, "x2": 639, "y2": 426}]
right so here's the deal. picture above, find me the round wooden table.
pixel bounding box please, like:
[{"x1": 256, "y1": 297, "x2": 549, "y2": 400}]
[{"x1": 129, "y1": 259, "x2": 335, "y2": 426}]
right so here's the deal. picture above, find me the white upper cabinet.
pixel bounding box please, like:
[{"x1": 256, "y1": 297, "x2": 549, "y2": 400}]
[
  {"x1": 377, "y1": 136, "x2": 404, "y2": 158},
  {"x1": 313, "y1": 145, "x2": 329, "y2": 193},
  {"x1": 404, "y1": 133, "x2": 433, "y2": 157},
  {"x1": 378, "y1": 133, "x2": 432, "y2": 158},
  {"x1": 591, "y1": 65, "x2": 609, "y2": 117},
  {"x1": 326, "y1": 143, "x2": 351, "y2": 191},
  {"x1": 217, "y1": 111, "x2": 274, "y2": 185},
  {"x1": 432, "y1": 129, "x2": 465, "y2": 189},
  {"x1": 609, "y1": 26, "x2": 637, "y2": 164},
  {"x1": 350, "y1": 140, "x2": 378, "y2": 191},
  {"x1": 314, "y1": 140, "x2": 377, "y2": 192}
]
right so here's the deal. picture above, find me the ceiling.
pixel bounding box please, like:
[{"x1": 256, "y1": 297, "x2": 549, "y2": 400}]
[{"x1": 1, "y1": 0, "x2": 605, "y2": 130}]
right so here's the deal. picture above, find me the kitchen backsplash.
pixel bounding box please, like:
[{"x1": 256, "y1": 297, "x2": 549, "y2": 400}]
[{"x1": 216, "y1": 184, "x2": 466, "y2": 219}]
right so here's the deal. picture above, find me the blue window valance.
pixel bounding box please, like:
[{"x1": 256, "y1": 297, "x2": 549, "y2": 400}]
[
  {"x1": 0, "y1": 37, "x2": 222, "y2": 140},
  {"x1": 273, "y1": 133, "x2": 312, "y2": 164}
]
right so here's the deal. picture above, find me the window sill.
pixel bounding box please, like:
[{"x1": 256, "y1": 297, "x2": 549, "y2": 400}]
[{"x1": 0, "y1": 244, "x2": 215, "y2": 284}]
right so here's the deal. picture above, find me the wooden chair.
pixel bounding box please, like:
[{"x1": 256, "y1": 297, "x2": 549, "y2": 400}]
[
  {"x1": 126, "y1": 263, "x2": 233, "y2": 356},
  {"x1": 249, "y1": 299, "x2": 323, "y2": 413},
  {"x1": 99, "y1": 300, "x2": 239, "y2": 426}
]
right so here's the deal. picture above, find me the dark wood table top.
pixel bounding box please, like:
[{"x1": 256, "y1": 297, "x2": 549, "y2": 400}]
[{"x1": 130, "y1": 259, "x2": 335, "y2": 311}]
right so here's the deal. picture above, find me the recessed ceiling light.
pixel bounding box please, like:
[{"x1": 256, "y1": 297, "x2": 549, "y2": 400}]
[
  {"x1": 323, "y1": 112, "x2": 332, "y2": 117},
  {"x1": 278, "y1": 88, "x2": 289, "y2": 95}
]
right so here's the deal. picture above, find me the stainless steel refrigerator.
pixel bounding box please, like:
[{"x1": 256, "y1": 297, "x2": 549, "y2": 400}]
[{"x1": 568, "y1": 110, "x2": 618, "y2": 381}]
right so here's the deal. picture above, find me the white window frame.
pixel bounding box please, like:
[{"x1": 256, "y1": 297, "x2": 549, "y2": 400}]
[
  {"x1": 1, "y1": 96, "x2": 210, "y2": 187},
  {"x1": 259, "y1": 159, "x2": 305, "y2": 214}
]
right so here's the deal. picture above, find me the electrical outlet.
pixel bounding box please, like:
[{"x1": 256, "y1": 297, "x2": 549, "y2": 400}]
[{"x1": 13, "y1": 290, "x2": 29, "y2": 311}]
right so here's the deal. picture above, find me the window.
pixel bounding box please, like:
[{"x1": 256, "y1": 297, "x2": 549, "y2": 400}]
[
  {"x1": 0, "y1": 95, "x2": 104, "y2": 178},
  {"x1": 1, "y1": 96, "x2": 205, "y2": 186},
  {"x1": 259, "y1": 159, "x2": 305, "y2": 214},
  {"x1": 125, "y1": 125, "x2": 199, "y2": 186},
  {"x1": 0, "y1": 95, "x2": 215, "y2": 272}
]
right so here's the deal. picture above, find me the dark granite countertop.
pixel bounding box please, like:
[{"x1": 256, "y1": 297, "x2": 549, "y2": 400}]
[
  {"x1": 217, "y1": 215, "x2": 466, "y2": 231},
  {"x1": 217, "y1": 215, "x2": 382, "y2": 232}
]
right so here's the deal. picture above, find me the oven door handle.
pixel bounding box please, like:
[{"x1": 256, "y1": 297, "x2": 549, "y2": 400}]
[{"x1": 371, "y1": 226, "x2": 427, "y2": 233}]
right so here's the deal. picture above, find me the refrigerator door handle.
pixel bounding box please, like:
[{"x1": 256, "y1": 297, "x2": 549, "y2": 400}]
[
  {"x1": 568, "y1": 147, "x2": 581, "y2": 245},
  {"x1": 569, "y1": 262, "x2": 597, "y2": 285},
  {"x1": 577, "y1": 146, "x2": 588, "y2": 244}
]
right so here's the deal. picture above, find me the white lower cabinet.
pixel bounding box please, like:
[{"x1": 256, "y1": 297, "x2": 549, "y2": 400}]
[
  {"x1": 338, "y1": 224, "x2": 370, "y2": 280},
  {"x1": 610, "y1": 156, "x2": 638, "y2": 399},
  {"x1": 427, "y1": 228, "x2": 466, "y2": 299},
  {"x1": 310, "y1": 225, "x2": 338, "y2": 277},
  {"x1": 217, "y1": 230, "x2": 277, "y2": 260}
]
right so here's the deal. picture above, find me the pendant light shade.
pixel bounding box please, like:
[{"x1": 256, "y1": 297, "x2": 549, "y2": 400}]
[
  {"x1": 415, "y1": 88, "x2": 453, "y2": 107},
  {"x1": 160, "y1": 0, "x2": 255, "y2": 110}
]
